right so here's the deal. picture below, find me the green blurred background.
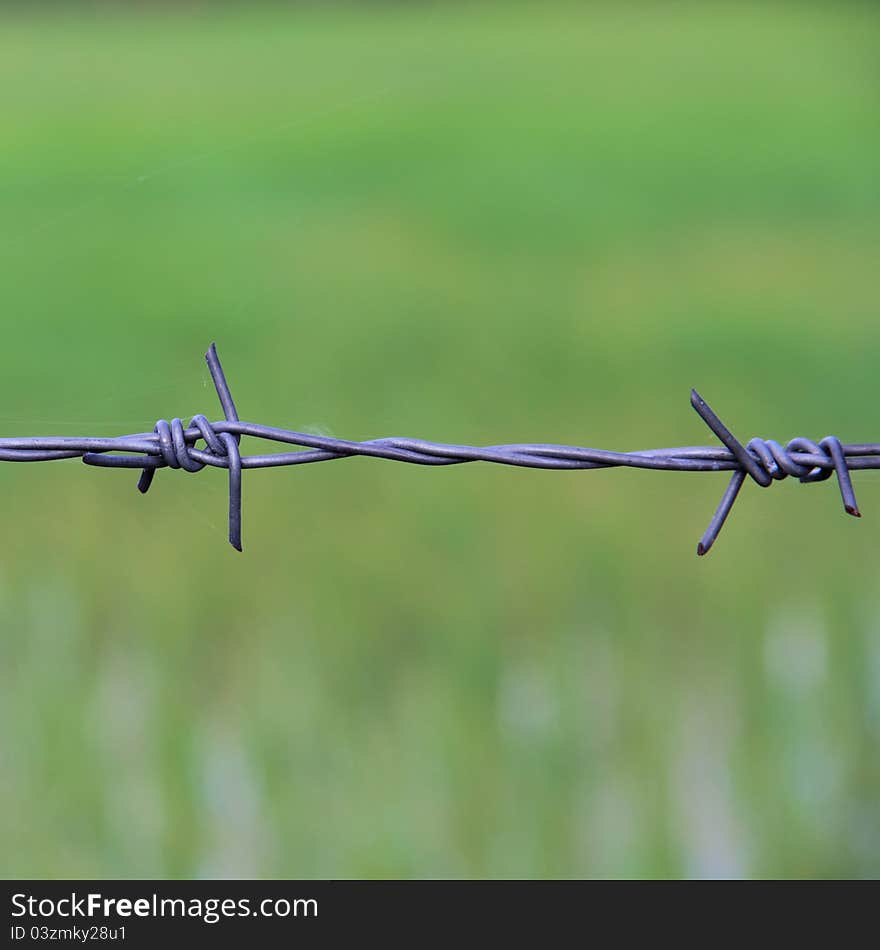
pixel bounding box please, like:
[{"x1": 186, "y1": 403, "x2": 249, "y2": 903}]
[{"x1": 1, "y1": 1, "x2": 878, "y2": 878}]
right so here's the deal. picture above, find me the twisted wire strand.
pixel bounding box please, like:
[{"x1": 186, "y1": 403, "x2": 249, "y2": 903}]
[{"x1": 0, "y1": 344, "x2": 877, "y2": 555}]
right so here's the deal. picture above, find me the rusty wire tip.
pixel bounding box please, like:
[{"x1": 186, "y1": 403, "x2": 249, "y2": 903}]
[
  {"x1": 819, "y1": 435, "x2": 861, "y2": 520},
  {"x1": 695, "y1": 467, "x2": 747, "y2": 557}
]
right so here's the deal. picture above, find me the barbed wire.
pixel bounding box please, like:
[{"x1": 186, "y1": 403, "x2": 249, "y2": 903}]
[{"x1": 1, "y1": 343, "x2": 877, "y2": 555}]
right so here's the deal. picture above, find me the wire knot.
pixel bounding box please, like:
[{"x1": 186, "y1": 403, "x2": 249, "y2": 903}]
[
  {"x1": 135, "y1": 347, "x2": 244, "y2": 551},
  {"x1": 691, "y1": 390, "x2": 860, "y2": 555},
  {"x1": 149, "y1": 416, "x2": 211, "y2": 472},
  {"x1": 744, "y1": 436, "x2": 851, "y2": 489}
]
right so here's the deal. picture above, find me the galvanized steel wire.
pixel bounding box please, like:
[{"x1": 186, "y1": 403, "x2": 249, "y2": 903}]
[{"x1": 1, "y1": 344, "x2": 876, "y2": 555}]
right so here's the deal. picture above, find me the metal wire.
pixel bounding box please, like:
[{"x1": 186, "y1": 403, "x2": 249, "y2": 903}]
[{"x1": 1, "y1": 343, "x2": 877, "y2": 555}]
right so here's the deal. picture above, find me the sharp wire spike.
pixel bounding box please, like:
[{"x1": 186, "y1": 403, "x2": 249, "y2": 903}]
[
  {"x1": 205, "y1": 344, "x2": 243, "y2": 551},
  {"x1": 205, "y1": 343, "x2": 240, "y2": 441},
  {"x1": 697, "y1": 470, "x2": 746, "y2": 556},
  {"x1": 690, "y1": 389, "x2": 771, "y2": 487},
  {"x1": 690, "y1": 389, "x2": 768, "y2": 555},
  {"x1": 821, "y1": 435, "x2": 861, "y2": 518}
]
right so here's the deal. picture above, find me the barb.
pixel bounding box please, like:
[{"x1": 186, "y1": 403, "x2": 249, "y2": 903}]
[{"x1": 0, "y1": 344, "x2": 877, "y2": 555}]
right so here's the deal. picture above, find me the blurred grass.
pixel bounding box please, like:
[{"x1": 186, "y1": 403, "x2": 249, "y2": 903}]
[{"x1": 1, "y1": 1, "x2": 879, "y2": 878}]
